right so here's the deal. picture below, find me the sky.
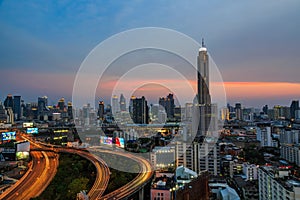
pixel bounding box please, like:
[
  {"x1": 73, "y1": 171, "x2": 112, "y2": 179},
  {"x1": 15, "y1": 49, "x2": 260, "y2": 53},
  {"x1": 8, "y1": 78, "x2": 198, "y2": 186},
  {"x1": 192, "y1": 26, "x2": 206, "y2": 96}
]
[{"x1": 0, "y1": 0, "x2": 300, "y2": 108}]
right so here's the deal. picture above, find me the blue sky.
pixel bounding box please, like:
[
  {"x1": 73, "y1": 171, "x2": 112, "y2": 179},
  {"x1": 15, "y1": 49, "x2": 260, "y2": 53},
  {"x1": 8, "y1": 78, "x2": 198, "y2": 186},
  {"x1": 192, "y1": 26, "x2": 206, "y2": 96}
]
[{"x1": 0, "y1": 0, "x2": 300, "y2": 107}]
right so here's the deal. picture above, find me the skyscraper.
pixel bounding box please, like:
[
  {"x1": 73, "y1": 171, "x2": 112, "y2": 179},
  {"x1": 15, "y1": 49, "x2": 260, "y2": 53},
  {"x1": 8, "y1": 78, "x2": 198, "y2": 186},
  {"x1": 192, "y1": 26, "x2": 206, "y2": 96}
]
[
  {"x1": 98, "y1": 101, "x2": 105, "y2": 120},
  {"x1": 197, "y1": 39, "x2": 210, "y2": 105},
  {"x1": 58, "y1": 97, "x2": 65, "y2": 111},
  {"x1": 0, "y1": 102, "x2": 8, "y2": 123},
  {"x1": 290, "y1": 100, "x2": 299, "y2": 120},
  {"x1": 119, "y1": 94, "x2": 126, "y2": 112},
  {"x1": 130, "y1": 96, "x2": 149, "y2": 124},
  {"x1": 38, "y1": 96, "x2": 49, "y2": 119},
  {"x1": 67, "y1": 102, "x2": 73, "y2": 120},
  {"x1": 13, "y1": 95, "x2": 21, "y2": 120},
  {"x1": 196, "y1": 39, "x2": 212, "y2": 138},
  {"x1": 112, "y1": 95, "x2": 120, "y2": 115},
  {"x1": 159, "y1": 93, "x2": 175, "y2": 120},
  {"x1": 4, "y1": 94, "x2": 13, "y2": 109},
  {"x1": 235, "y1": 103, "x2": 242, "y2": 120}
]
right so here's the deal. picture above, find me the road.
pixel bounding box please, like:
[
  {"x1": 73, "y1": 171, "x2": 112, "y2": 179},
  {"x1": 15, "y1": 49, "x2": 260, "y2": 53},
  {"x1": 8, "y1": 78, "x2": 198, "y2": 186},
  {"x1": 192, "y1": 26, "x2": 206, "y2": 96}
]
[
  {"x1": 90, "y1": 148, "x2": 154, "y2": 200},
  {"x1": 58, "y1": 148, "x2": 110, "y2": 200},
  {"x1": 20, "y1": 135, "x2": 111, "y2": 200},
  {"x1": 2, "y1": 133, "x2": 152, "y2": 200},
  {"x1": 0, "y1": 150, "x2": 58, "y2": 200}
]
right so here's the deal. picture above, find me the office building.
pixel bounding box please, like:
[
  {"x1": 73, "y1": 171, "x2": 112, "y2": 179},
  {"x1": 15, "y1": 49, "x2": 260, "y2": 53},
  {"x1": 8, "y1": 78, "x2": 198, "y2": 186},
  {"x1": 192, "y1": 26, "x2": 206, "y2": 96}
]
[
  {"x1": 130, "y1": 96, "x2": 149, "y2": 124},
  {"x1": 119, "y1": 93, "x2": 126, "y2": 112},
  {"x1": 0, "y1": 102, "x2": 8, "y2": 123},
  {"x1": 67, "y1": 102, "x2": 73, "y2": 120},
  {"x1": 13, "y1": 95, "x2": 21, "y2": 120},
  {"x1": 196, "y1": 39, "x2": 211, "y2": 138},
  {"x1": 159, "y1": 93, "x2": 175, "y2": 120},
  {"x1": 258, "y1": 166, "x2": 300, "y2": 200},
  {"x1": 280, "y1": 144, "x2": 300, "y2": 167},
  {"x1": 151, "y1": 146, "x2": 175, "y2": 170},
  {"x1": 38, "y1": 96, "x2": 49, "y2": 120},
  {"x1": 290, "y1": 100, "x2": 299, "y2": 120},
  {"x1": 175, "y1": 138, "x2": 220, "y2": 176},
  {"x1": 58, "y1": 97, "x2": 65, "y2": 111},
  {"x1": 235, "y1": 103, "x2": 242, "y2": 120},
  {"x1": 256, "y1": 126, "x2": 272, "y2": 147},
  {"x1": 98, "y1": 101, "x2": 105, "y2": 120},
  {"x1": 112, "y1": 95, "x2": 120, "y2": 115},
  {"x1": 242, "y1": 163, "x2": 258, "y2": 181},
  {"x1": 4, "y1": 94, "x2": 13, "y2": 108}
]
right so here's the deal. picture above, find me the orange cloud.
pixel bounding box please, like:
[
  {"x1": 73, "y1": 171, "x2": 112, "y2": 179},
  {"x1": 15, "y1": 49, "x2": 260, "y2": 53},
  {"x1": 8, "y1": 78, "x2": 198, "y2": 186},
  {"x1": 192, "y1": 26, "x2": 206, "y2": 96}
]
[{"x1": 224, "y1": 82, "x2": 300, "y2": 99}]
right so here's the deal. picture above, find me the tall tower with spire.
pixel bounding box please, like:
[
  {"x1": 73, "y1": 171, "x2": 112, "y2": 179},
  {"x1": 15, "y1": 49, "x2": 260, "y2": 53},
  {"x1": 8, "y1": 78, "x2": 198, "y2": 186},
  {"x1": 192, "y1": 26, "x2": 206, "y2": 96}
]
[
  {"x1": 197, "y1": 38, "x2": 210, "y2": 105},
  {"x1": 195, "y1": 38, "x2": 212, "y2": 138}
]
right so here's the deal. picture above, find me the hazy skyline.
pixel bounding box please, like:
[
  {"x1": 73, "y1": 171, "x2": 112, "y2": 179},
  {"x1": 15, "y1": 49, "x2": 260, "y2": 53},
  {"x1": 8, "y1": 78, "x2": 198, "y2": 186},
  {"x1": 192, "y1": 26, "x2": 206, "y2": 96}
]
[{"x1": 0, "y1": 0, "x2": 300, "y2": 108}]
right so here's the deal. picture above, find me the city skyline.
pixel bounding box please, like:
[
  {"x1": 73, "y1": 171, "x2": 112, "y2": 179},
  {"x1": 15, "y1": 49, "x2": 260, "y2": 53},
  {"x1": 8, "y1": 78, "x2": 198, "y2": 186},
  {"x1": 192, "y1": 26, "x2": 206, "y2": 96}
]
[{"x1": 0, "y1": 1, "x2": 300, "y2": 108}]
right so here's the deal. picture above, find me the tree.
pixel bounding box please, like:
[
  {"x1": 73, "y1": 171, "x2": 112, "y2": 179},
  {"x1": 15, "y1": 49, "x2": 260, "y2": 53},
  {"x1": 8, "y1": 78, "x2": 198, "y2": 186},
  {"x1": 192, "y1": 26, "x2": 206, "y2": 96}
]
[{"x1": 67, "y1": 177, "x2": 89, "y2": 199}]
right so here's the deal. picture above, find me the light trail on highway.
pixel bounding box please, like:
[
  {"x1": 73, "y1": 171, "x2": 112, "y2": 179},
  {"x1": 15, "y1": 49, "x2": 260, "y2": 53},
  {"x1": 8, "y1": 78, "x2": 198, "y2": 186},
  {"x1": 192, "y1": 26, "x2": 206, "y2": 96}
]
[
  {"x1": 90, "y1": 148, "x2": 154, "y2": 200},
  {"x1": 0, "y1": 150, "x2": 58, "y2": 200}
]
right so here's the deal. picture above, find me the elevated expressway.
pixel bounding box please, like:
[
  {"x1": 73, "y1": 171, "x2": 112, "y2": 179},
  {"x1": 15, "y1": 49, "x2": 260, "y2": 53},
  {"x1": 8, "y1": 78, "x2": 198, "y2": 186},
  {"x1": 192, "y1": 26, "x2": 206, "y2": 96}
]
[
  {"x1": 0, "y1": 150, "x2": 58, "y2": 200},
  {"x1": 1, "y1": 133, "x2": 153, "y2": 200},
  {"x1": 90, "y1": 148, "x2": 154, "y2": 200}
]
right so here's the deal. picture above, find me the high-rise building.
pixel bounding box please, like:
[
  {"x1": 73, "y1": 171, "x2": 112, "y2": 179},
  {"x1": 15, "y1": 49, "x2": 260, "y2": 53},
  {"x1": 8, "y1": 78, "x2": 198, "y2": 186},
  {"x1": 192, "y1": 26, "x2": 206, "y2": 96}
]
[
  {"x1": 197, "y1": 39, "x2": 210, "y2": 105},
  {"x1": 13, "y1": 95, "x2": 21, "y2": 120},
  {"x1": 67, "y1": 102, "x2": 73, "y2": 120},
  {"x1": 290, "y1": 100, "x2": 299, "y2": 120},
  {"x1": 159, "y1": 93, "x2": 175, "y2": 120},
  {"x1": 6, "y1": 108, "x2": 14, "y2": 124},
  {"x1": 119, "y1": 94, "x2": 126, "y2": 112},
  {"x1": 4, "y1": 94, "x2": 13, "y2": 108},
  {"x1": 196, "y1": 39, "x2": 212, "y2": 138},
  {"x1": 58, "y1": 97, "x2": 65, "y2": 111},
  {"x1": 38, "y1": 96, "x2": 49, "y2": 120},
  {"x1": 175, "y1": 138, "x2": 220, "y2": 176},
  {"x1": 112, "y1": 95, "x2": 120, "y2": 115},
  {"x1": 262, "y1": 105, "x2": 268, "y2": 115},
  {"x1": 130, "y1": 96, "x2": 149, "y2": 124},
  {"x1": 98, "y1": 101, "x2": 105, "y2": 120},
  {"x1": 0, "y1": 102, "x2": 8, "y2": 123},
  {"x1": 242, "y1": 163, "x2": 258, "y2": 181},
  {"x1": 256, "y1": 124, "x2": 272, "y2": 147},
  {"x1": 258, "y1": 166, "x2": 300, "y2": 200},
  {"x1": 235, "y1": 103, "x2": 242, "y2": 120}
]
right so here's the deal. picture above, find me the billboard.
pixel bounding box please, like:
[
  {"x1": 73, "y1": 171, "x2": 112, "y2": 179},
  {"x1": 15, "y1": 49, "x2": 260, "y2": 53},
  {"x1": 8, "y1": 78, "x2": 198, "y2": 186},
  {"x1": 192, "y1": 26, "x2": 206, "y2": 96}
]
[
  {"x1": 23, "y1": 122, "x2": 33, "y2": 128},
  {"x1": 1, "y1": 132, "x2": 16, "y2": 141},
  {"x1": 27, "y1": 128, "x2": 38, "y2": 134},
  {"x1": 100, "y1": 136, "x2": 113, "y2": 145},
  {"x1": 16, "y1": 152, "x2": 30, "y2": 160},
  {"x1": 115, "y1": 137, "x2": 125, "y2": 148},
  {"x1": 16, "y1": 141, "x2": 30, "y2": 152}
]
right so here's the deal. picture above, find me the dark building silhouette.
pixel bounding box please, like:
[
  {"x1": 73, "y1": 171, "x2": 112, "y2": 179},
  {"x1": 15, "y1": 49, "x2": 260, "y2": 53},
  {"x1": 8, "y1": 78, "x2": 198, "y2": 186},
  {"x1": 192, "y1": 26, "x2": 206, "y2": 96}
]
[
  {"x1": 130, "y1": 96, "x2": 149, "y2": 124},
  {"x1": 159, "y1": 93, "x2": 175, "y2": 120},
  {"x1": 196, "y1": 39, "x2": 212, "y2": 137},
  {"x1": 290, "y1": 100, "x2": 299, "y2": 120},
  {"x1": 38, "y1": 96, "x2": 49, "y2": 120},
  {"x1": 67, "y1": 102, "x2": 73, "y2": 120},
  {"x1": 235, "y1": 103, "x2": 242, "y2": 120},
  {"x1": 4, "y1": 94, "x2": 13, "y2": 109},
  {"x1": 263, "y1": 105, "x2": 268, "y2": 115},
  {"x1": 13, "y1": 95, "x2": 21, "y2": 120},
  {"x1": 0, "y1": 102, "x2": 8, "y2": 123},
  {"x1": 58, "y1": 97, "x2": 65, "y2": 111},
  {"x1": 119, "y1": 94, "x2": 126, "y2": 112},
  {"x1": 98, "y1": 101, "x2": 105, "y2": 120},
  {"x1": 176, "y1": 171, "x2": 209, "y2": 200}
]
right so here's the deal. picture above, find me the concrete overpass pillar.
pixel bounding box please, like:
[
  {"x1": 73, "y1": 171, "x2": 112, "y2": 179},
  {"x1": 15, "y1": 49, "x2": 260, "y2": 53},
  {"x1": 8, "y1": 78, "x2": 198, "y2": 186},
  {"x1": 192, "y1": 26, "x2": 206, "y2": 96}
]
[{"x1": 139, "y1": 187, "x2": 144, "y2": 200}]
